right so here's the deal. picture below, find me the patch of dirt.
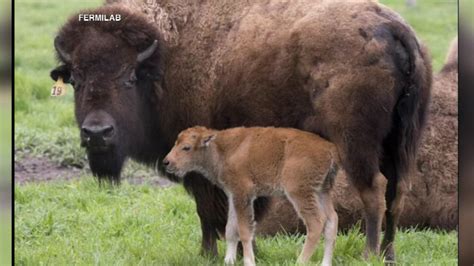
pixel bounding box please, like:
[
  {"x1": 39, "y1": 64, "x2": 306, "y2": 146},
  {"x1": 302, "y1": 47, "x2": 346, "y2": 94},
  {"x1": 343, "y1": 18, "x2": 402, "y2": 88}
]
[
  {"x1": 14, "y1": 154, "x2": 83, "y2": 184},
  {"x1": 14, "y1": 153, "x2": 175, "y2": 188}
]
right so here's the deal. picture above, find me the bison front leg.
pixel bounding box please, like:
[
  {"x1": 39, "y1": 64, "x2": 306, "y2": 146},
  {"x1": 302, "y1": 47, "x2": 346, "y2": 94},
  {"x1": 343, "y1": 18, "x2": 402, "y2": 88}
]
[
  {"x1": 199, "y1": 220, "x2": 219, "y2": 257},
  {"x1": 183, "y1": 173, "x2": 228, "y2": 257}
]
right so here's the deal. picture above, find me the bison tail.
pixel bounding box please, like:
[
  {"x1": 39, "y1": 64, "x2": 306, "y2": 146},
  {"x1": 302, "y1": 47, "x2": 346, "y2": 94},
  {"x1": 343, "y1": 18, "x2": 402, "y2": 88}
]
[{"x1": 385, "y1": 22, "x2": 432, "y2": 181}]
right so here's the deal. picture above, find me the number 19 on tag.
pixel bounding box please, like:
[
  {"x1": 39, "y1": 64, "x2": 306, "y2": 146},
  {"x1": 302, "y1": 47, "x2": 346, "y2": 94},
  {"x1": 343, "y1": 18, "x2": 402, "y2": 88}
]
[
  {"x1": 51, "y1": 77, "x2": 67, "y2": 97},
  {"x1": 51, "y1": 86, "x2": 63, "y2": 96}
]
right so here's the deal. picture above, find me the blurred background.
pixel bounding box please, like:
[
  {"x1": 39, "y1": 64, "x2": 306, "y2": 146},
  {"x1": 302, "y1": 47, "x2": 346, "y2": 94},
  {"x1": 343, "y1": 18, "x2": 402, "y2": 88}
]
[{"x1": 1, "y1": 0, "x2": 12, "y2": 264}]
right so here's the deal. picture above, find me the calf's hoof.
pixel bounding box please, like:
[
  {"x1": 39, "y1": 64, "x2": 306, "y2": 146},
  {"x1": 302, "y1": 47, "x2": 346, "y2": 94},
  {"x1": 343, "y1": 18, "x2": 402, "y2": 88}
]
[
  {"x1": 243, "y1": 257, "x2": 256, "y2": 266},
  {"x1": 224, "y1": 255, "x2": 236, "y2": 265},
  {"x1": 296, "y1": 256, "x2": 309, "y2": 265},
  {"x1": 321, "y1": 261, "x2": 332, "y2": 266}
]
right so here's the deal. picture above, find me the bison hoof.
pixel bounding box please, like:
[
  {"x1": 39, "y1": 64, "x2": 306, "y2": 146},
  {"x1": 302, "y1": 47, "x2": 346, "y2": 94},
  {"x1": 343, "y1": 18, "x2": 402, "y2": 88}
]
[
  {"x1": 382, "y1": 243, "x2": 396, "y2": 264},
  {"x1": 199, "y1": 247, "x2": 218, "y2": 259}
]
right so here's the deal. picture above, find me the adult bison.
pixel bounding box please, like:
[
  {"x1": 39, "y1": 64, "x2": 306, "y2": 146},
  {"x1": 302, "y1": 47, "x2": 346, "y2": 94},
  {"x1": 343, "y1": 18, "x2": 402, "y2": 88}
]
[
  {"x1": 258, "y1": 37, "x2": 457, "y2": 234},
  {"x1": 50, "y1": 0, "x2": 431, "y2": 260}
]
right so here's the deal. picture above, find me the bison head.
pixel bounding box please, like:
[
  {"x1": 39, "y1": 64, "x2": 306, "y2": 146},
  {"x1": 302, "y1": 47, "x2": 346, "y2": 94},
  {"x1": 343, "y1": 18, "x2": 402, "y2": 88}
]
[
  {"x1": 50, "y1": 7, "x2": 165, "y2": 183},
  {"x1": 163, "y1": 127, "x2": 217, "y2": 180}
]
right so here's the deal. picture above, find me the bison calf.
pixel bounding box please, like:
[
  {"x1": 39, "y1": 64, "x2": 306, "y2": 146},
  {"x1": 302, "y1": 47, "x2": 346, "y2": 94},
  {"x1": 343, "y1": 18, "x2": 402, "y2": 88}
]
[{"x1": 164, "y1": 126, "x2": 339, "y2": 266}]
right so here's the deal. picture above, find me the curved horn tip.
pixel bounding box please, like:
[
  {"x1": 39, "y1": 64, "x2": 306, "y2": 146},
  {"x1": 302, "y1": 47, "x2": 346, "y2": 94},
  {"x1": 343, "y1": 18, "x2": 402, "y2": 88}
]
[{"x1": 137, "y1": 40, "x2": 159, "y2": 63}]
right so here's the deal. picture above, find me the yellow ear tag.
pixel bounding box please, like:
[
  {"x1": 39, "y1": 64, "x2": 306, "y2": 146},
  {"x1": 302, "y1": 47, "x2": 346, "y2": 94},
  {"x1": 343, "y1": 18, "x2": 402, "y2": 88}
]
[{"x1": 51, "y1": 77, "x2": 67, "y2": 96}]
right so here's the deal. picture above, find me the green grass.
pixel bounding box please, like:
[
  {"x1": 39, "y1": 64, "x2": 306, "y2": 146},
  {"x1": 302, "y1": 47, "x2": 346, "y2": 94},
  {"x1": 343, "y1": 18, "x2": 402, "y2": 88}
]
[
  {"x1": 380, "y1": 0, "x2": 458, "y2": 71},
  {"x1": 15, "y1": 178, "x2": 457, "y2": 265},
  {"x1": 14, "y1": 0, "x2": 458, "y2": 265},
  {"x1": 14, "y1": 0, "x2": 102, "y2": 166}
]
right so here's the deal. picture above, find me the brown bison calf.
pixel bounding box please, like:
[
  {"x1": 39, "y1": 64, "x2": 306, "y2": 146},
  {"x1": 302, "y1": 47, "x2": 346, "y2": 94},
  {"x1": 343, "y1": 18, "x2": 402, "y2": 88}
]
[{"x1": 164, "y1": 126, "x2": 339, "y2": 266}]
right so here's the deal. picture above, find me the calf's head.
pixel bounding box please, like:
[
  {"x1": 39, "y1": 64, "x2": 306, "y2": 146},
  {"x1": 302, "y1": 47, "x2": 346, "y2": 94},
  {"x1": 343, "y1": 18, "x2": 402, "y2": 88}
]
[
  {"x1": 163, "y1": 127, "x2": 217, "y2": 179},
  {"x1": 50, "y1": 7, "x2": 164, "y2": 183}
]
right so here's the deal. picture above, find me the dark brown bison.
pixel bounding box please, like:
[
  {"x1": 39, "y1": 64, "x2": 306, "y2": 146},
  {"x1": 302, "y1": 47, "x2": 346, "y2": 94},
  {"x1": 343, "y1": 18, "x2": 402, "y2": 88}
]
[
  {"x1": 258, "y1": 37, "x2": 457, "y2": 234},
  {"x1": 50, "y1": 1, "x2": 431, "y2": 260}
]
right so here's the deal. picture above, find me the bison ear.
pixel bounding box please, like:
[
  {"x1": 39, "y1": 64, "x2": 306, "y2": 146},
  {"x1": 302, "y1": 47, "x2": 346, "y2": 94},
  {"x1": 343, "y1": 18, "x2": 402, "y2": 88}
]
[
  {"x1": 50, "y1": 65, "x2": 72, "y2": 83},
  {"x1": 201, "y1": 134, "x2": 216, "y2": 147}
]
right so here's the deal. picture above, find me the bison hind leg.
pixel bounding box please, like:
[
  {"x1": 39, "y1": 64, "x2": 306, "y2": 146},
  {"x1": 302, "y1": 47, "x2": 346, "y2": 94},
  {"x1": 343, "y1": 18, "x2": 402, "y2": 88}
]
[
  {"x1": 340, "y1": 146, "x2": 387, "y2": 257},
  {"x1": 380, "y1": 154, "x2": 409, "y2": 262},
  {"x1": 357, "y1": 172, "x2": 387, "y2": 258}
]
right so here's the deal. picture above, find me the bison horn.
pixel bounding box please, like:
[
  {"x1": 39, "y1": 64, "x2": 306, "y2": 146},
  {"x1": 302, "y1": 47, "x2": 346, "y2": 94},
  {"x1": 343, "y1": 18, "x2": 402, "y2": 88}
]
[
  {"x1": 54, "y1": 36, "x2": 72, "y2": 64},
  {"x1": 137, "y1": 40, "x2": 158, "y2": 63}
]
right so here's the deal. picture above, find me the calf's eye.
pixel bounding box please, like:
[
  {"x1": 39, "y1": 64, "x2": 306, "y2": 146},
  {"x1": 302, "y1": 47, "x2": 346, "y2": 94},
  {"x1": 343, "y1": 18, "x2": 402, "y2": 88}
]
[{"x1": 182, "y1": 146, "x2": 191, "y2": 151}]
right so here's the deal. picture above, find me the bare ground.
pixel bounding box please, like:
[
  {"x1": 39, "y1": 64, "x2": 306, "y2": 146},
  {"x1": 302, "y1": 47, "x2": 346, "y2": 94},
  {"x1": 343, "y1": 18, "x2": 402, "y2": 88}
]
[
  {"x1": 15, "y1": 154, "x2": 83, "y2": 184},
  {"x1": 14, "y1": 153, "x2": 175, "y2": 187}
]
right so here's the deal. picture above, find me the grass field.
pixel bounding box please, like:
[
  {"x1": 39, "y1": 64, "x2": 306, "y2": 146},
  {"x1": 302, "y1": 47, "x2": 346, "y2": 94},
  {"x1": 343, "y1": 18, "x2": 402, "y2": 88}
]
[
  {"x1": 15, "y1": 0, "x2": 458, "y2": 265},
  {"x1": 15, "y1": 180, "x2": 457, "y2": 265}
]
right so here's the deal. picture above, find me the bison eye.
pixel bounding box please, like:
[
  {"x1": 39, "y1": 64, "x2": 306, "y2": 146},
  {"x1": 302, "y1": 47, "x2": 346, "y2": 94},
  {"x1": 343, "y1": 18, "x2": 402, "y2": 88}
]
[
  {"x1": 182, "y1": 146, "x2": 191, "y2": 151},
  {"x1": 69, "y1": 73, "x2": 76, "y2": 86},
  {"x1": 125, "y1": 71, "x2": 137, "y2": 88},
  {"x1": 70, "y1": 71, "x2": 84, "y2": 90}
]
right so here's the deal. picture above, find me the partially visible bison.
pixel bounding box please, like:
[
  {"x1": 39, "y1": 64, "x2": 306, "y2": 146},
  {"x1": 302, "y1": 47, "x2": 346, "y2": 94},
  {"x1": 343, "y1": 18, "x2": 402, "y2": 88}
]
[
  {"x1": 258, "y1": 37, "x2": 457, "y2": 234},
  {"x1": 50, "y1": 0, "x2": 432, "y2": 260}
]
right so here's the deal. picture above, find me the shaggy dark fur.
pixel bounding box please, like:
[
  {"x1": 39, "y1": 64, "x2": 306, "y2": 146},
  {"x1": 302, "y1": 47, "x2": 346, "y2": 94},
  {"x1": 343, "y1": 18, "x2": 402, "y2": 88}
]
[
  {"x1": 51, "y1": 1, "x2": 432, "y2": 259},
  {"x1": 51, "y1": 6, "x2": 166, "y2": 183},
  {"x1": 258, "y1": 36, "x2": 457, "y2": 234}
]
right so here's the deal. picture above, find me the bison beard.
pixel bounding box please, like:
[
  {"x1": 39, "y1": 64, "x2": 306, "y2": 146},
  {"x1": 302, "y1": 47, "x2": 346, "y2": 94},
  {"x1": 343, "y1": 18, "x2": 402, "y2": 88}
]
[{"x1": 87, "y1": 150, "x2": 125, "y2": 184}]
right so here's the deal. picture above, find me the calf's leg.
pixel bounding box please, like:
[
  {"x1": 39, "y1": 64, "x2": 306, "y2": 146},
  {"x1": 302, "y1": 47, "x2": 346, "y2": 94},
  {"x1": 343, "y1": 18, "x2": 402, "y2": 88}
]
[
  {"x1": 233, "y1": 195, "x2": 256, "y2": 266},
  {"x1": 321, "y1": 194, "x2": 338, "y2": 266},
  {"x1": 225, "y1": 196, "x2": 239, "y2": 265},
  {"x1": 286, "y1": 190, "x2": 325, "y2": 264}
]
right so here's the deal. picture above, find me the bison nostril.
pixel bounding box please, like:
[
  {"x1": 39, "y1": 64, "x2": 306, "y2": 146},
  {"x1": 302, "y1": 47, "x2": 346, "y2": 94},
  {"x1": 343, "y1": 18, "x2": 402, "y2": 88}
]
[
  {"x1": 81, "y1": 125, "x2": 115, "y2": 139},
  {"x1": 102, "y1": 125, "x2": 114, "y2": 138},
  {"x1": 81, "y1": 127, "x2": 92, "y2": 137}
]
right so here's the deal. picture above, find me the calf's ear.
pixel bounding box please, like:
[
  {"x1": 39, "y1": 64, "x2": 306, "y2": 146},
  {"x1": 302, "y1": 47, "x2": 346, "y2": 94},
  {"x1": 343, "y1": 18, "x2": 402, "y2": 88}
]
[
  {"x1": 50, "y1": 65, "x2": 72, "y2": 83},
  {"x1": 201, "y1": 134, "x2": 216, "y2": 147}
]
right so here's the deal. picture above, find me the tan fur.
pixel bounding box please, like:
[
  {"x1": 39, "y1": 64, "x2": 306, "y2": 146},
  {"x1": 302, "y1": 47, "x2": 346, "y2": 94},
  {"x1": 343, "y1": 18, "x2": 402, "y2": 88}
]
[{"x1": 164, "y1": 126, "x2": 339, "y2": 265}]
